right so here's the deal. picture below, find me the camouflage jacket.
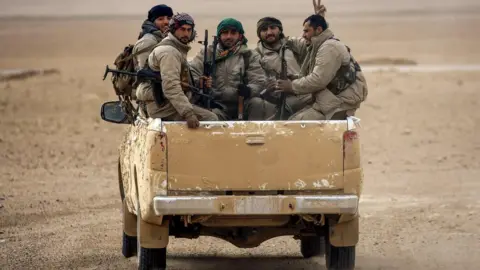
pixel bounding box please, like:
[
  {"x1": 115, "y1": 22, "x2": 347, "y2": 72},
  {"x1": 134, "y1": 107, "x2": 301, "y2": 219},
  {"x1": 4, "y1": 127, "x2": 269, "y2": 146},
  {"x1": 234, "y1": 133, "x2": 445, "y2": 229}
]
[
  {"x1": 292, "y1": 29, "x2": 368, "y2": 116},
  {"x1": 136, "y1": 33, "x2": 194, "y2": 118},
  {"x1": 189, "y1": 44, "x2": 265, "y2": 105}
]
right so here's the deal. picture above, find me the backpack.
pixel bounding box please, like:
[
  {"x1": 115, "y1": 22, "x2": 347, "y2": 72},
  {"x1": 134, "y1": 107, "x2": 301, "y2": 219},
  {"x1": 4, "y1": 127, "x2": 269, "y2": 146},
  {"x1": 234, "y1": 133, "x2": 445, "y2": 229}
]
[
  {"x1": 111, "y1": 43, "x2": 157, "y2": 97},
  {"x1": 111, "y1": 45, "x2": 136, "y2": 97}
]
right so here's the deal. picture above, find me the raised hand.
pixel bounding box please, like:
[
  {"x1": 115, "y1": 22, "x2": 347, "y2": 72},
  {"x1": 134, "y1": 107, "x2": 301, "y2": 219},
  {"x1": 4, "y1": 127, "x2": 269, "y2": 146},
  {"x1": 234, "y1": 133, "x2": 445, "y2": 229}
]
[{"x1": 313, "y1": 0, "x2": 327, "y2": 17}]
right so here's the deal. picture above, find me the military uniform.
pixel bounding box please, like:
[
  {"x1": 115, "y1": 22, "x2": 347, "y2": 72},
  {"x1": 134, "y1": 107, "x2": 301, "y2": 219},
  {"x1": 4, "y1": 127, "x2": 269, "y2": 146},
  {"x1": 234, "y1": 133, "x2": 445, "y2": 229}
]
[
  {"x1": 189, "y1": 18, "x2": 268, "y2": 120},
  {"x1": 137, "y1": 32, "x2": 217, "y2": 121},
  {"x1": 289, "y1": 29, "x2": 368, "y2": 120},
  {"x1": 132, "y1": 24, "x2": 165, "y2": 71},
  {"x1": 255, "y1": 17, "x2": 313, "y2": 118},
  {"x1": 131, "y1": 5, "x2": 172, "y2": 101}
]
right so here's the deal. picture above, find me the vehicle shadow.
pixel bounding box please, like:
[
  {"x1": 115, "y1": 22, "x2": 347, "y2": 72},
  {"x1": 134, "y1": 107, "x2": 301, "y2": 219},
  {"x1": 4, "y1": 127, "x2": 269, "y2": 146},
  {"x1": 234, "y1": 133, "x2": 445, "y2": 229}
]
[
  {"x1": 167, "y1": 254, "x2": 405, "y2": 270},
  {"x1": 167, "y1": 255, "x2": 327, "y2": 270}
]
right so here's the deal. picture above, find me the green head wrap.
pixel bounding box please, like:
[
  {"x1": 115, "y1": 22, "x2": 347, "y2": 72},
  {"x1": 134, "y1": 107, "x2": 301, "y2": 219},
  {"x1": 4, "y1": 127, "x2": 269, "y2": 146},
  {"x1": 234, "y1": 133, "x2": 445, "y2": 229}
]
[{"x1": 216, "y1": 18, "x2": 248, "y2": 43}]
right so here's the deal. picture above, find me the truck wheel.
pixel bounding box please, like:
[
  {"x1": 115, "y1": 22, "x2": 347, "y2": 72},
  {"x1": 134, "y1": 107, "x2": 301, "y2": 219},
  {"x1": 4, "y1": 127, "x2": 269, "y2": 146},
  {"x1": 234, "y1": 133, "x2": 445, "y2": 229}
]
[
  {"x1": 122, "y1": 232, "x2": 137, "y2": 258},
  {"x1": 135, "y1": 178, "x2": 167, "y2": 270},
  {"x1": 300, "y1": 236, "x2": 325, "y2": 258},
  {"x1": 325, "y1": 235, "x2": 355, "y2": 270},
  {"x1": 138, "y1": 247, "x2": 167, "y2": 270}
]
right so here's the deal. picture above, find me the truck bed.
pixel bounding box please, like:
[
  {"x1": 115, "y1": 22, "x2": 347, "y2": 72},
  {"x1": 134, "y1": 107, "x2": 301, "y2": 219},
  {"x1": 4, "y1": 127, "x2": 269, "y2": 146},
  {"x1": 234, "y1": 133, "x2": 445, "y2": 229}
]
[{"x1": 146, "y1": 119, "x2": 360, "y2": 192}]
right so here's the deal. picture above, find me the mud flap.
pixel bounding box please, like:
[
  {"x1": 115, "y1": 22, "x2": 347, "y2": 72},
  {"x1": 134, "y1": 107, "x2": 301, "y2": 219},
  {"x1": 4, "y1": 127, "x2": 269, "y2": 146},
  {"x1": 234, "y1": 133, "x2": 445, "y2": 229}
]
[
  {"x1": 329, "y1": 214, "x2": 359, "y2": 247},
  {"x1": 123, "y1": 200, "x2": 137, "y2": 236},
  {"x1": 139, "y1": 218, "x2": 170, "y2": 249}
]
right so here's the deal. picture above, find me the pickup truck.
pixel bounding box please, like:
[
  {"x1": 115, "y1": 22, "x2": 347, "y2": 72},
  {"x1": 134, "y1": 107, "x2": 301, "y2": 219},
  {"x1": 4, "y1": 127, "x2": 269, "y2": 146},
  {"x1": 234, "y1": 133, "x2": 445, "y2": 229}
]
[{"x1": 101, "y1": 100, "x2": 363, "y2": 270}]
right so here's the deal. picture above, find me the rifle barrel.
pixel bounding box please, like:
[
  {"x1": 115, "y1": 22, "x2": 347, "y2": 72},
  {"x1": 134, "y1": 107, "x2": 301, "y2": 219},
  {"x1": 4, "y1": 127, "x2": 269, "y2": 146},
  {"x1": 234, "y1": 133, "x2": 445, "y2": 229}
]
[
  {"x1": 108, "y1": 69, "x2": 137, "y2": 77},
  {"x1": 278, "y1": 46, "x2": 288, "y2": 120}
]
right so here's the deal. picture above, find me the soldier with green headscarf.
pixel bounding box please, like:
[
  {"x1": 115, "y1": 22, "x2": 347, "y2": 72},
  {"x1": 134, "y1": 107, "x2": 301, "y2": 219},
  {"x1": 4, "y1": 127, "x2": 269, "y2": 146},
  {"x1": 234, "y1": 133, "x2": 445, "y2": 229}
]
[{"x1": 190, "y1": 18, "x2": 273, "y2": 120}]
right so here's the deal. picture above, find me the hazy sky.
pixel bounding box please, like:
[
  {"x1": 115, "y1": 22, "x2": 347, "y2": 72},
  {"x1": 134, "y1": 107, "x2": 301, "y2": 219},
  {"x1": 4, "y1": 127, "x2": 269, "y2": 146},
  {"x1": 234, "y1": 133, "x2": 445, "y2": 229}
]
[{"x1": 0, "y1": 0, "x2": 479, "y2": 17}]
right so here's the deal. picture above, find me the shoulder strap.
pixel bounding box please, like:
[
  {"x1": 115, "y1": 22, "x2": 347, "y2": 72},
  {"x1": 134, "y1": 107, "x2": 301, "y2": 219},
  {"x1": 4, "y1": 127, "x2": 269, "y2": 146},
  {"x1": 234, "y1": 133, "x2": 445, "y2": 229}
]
[
  {"x1": 128, "y1": 34, "x2": 164, "y2": 60},
  {"x1": 284, "y1": 38, "x2": 303, "y2": 64},
  {"x1": 117, "y1": 43, "x2": 158, "y2": 64},
  {"x1": 240, "y1": 50, "x2": 252, "y2": 85},
  {"x1": 133, "y1": 44, "x2": 157, "y2": 57}
]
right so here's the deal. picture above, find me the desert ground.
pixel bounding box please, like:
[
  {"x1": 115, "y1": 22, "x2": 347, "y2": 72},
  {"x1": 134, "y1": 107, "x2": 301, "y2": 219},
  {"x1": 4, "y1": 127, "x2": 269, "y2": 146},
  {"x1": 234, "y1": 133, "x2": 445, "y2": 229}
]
[{"x1": 1, "y1": 0, "x2": 479, "y2": 269}]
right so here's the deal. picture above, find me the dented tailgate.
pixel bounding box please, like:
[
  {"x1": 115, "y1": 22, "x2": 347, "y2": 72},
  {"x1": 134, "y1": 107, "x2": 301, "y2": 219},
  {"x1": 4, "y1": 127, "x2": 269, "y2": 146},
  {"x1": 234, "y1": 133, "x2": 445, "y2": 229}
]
[{"x1": 162, "y1": 121, "x2": 347, "y2": 191}]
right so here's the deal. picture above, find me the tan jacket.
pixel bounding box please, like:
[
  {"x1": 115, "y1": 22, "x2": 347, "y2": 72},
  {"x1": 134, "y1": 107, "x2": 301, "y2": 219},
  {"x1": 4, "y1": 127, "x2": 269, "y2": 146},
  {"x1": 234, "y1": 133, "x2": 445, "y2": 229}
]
[
  {"x1": 136, "y1": 33, "x2": 194, "y2": 118},
  {"x1": 255, "y1": 37, "x2": 308, "y2": 78},
  {"x1": 189, "y1": 45, "x2": 265, "y2": 105},
  {"x1": 256, "y1": 37, "x2": 312, "y2": 110},
  {"x1": 292, "y1": 29, "x2": 368, "y2": 116},
  {"x1": 132, "y1": 33, "x2": 163, "y2": 70}
]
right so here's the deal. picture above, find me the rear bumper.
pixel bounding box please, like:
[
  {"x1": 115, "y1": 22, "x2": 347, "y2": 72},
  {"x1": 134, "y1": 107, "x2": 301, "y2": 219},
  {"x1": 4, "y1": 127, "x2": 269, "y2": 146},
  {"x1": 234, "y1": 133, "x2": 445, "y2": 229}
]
[{"x1": 153, "y1": 195, "x2": 358, "y2": 215}]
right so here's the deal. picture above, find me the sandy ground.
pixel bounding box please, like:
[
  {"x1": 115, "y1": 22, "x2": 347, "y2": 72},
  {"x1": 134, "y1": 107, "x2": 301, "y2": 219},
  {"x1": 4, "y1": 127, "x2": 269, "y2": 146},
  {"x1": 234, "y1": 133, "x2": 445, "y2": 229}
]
[{"x1": 1, "y1": 1, "x2": 480, "y2": 269}]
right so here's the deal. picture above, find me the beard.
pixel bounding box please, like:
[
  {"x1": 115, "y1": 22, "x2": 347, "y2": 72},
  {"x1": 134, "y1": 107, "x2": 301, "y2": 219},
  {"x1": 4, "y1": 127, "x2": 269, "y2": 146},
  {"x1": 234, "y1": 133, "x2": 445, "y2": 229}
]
[
  {"x1": 179, "y1": 36, "x2": 190, "y2": 44},
  {"x1": 263, "y1": 34, "x2": 280, "y2": 45},
  {"x1": 220, "y1": 38, "x2": 237, "y2": 49},
  {"x1": 157, "y1": 24, "x2": 168, "y2": 33}
]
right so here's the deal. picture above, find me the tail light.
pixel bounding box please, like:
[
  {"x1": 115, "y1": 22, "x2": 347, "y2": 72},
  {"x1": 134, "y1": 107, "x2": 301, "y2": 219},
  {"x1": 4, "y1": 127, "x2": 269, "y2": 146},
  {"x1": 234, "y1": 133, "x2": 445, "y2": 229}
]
[
  {"x1": 343, "y1": 117, "x2": 362, "y2": 194},
  {"x1": 343, "y1": 130, "x2": 358, "y2": 142},
  {"x1": 343, "y1": 130, "x2": 358, "y2": 162},
  {"x1": 343, "y1": 117, "x2": 361, "y2": 171}
]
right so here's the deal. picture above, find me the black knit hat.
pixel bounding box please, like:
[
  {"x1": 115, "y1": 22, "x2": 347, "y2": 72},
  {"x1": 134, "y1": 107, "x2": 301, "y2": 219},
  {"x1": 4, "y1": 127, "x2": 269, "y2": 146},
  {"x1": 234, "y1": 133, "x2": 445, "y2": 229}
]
[
  {"x1": 148, "y1": 5, "x2": 174, "y2": 22},
  {"x1": 257, "y1": 17, "x2": 283, "y2": 38}
]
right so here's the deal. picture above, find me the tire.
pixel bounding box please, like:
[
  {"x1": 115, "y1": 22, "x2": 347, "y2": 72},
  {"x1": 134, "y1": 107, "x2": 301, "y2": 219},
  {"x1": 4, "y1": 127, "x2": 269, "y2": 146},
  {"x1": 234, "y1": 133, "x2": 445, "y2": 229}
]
[
  {"x1": 122, "y1": 232, "x2": 137, "y2": 258},
  {"x1": 138, "y1": 247, "x2": 167, "y2": 270},
  {"x1": 325, "y1": 233, "x2": 355, "y2": 270},
  {"x1": 120, "y1": 161, "x2": 135, "y2": 258},
  {"x1": 300, "y1": 236, "x2": 326, "y2": 258},
  {"x1": 135, "y1": 178, "x2": 167, "y2": 270}
]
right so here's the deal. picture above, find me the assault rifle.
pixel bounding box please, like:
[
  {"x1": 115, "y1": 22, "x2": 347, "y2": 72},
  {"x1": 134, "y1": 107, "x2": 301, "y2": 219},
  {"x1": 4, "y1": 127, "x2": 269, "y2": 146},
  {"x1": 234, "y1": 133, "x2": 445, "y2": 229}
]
[
  {"x1": 197, "y1": 30, "x2": 219, "y2": 109},
  {"x1": 269, "y1": 46, "x2": 289, "y2": 120},
  {"x1": 103, "y1": 65, "x2": 161, "y2": 83},
  {"x1": 102, "y1": 65, "x2": 226, "y2": 110}
]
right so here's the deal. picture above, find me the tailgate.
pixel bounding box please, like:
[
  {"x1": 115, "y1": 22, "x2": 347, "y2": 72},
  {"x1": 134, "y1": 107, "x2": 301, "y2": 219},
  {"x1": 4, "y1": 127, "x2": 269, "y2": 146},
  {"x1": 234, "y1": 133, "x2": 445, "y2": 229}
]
[{"x1": 163, "y1": 121, "x2": 346, "y2": 191}]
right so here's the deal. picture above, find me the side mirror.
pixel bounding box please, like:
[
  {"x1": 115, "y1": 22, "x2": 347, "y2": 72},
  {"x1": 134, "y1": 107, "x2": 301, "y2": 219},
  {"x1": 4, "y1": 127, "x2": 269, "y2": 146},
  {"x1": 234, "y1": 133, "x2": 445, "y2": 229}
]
[{"x1": 100, "y1": 101, "x2": 130, "y2": 124}]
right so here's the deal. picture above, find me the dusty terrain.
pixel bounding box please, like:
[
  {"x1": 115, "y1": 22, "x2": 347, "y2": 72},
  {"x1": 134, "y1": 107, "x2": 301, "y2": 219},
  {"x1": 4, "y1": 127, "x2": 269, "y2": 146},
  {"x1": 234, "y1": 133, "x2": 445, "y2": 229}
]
[{"x1": 1, "y1": 1, "x2": 480, "y2": 269}]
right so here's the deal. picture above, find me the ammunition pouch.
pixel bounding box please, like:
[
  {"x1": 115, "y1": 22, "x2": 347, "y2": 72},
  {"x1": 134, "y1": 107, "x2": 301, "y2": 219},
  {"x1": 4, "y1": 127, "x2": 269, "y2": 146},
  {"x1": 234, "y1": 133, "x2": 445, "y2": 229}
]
[
  {"x1": 327, "y1": 58, "x2": 361, "y2": 95},
  {"x1": 326, "y1": 37, "x2": 362, "y2": 95}
]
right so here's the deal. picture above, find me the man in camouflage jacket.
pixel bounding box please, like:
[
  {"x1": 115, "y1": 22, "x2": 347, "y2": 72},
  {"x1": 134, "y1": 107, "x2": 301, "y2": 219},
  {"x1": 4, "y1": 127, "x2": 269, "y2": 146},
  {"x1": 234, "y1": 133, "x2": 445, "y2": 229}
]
[
  {"x1": 189, "y1": 18, "x2": 268, "y2": 120},
  {"x1": 276, "y1": 15, "x2": 368, "y2": 120}
]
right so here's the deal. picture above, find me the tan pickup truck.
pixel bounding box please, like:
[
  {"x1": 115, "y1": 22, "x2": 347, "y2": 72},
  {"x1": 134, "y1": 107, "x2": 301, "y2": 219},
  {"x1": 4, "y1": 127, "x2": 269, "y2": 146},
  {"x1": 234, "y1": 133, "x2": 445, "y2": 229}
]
[{"x1": 101, "y1": 100, "x2": 363, "y2": 270}]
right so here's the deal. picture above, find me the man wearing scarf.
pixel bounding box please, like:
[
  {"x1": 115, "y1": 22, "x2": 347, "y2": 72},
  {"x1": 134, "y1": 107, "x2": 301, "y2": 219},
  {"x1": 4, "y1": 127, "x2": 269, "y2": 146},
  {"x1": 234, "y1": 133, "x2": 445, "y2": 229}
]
[
  {"x1": 137, "y1": 13, "x2": 218, "y2": 128},
  {"x1": 189, "y1": 18, "x2": 268, "y2": 120},
  {"x1": 133, "y1": 5, "x2": 173, "y2": 102},
  {"x1": 132, "y1": 4, "x2": 173, "y2": 70},
  {"x1": 275, "y1": 15, "x2": 368, "y2": 120}
]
